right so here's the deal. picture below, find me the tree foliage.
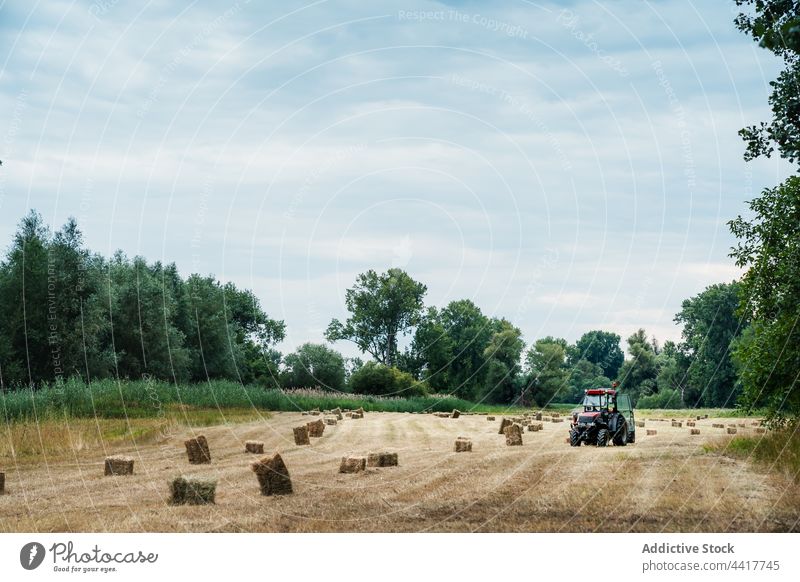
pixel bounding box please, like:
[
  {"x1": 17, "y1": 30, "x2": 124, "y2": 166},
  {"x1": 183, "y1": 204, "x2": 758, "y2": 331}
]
[
  {"x1": 675, "y1": 282, "x2": 747, "y2": 407},
  {"x1": 325, "y1": 268, "x2": 426, "y2": 367},
  {"x1": 731, "y1": 0, "x2": 800, "y2": 422},
  {"x1": 523, "y1": 337, "x2": 569, "y2": 406},
  {"x1": 348, "y1": 361, "x2": 426, "y2": 397},
  {"x1": 282, "y1": 342, "x2": 346, "y2": 391},
  {"x1": 0, "y1": 212, "x2": 285, "y2": 388},
  {"x1": 571, "y1": 330, "x2": 624, "y2": 380}
]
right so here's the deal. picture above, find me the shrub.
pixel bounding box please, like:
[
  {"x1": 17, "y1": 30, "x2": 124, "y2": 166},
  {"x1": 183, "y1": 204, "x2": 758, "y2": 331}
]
[
  {"x1": 637, "y1": 388, "x2": 685, "y2": 409},
  {"x1": 348, "y1": 361, "x2": 427, "y2": 397}
]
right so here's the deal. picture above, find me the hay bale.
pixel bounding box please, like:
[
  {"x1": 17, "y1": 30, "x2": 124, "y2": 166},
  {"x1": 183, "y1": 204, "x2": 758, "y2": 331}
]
[
  {"x1": 712, "y1": 423, "x2": 725, "y2": 428},
  {"x1": 293, "y1": 425, "x2": 310, "y2": 445},
  {"x1": 367, "y1": 452, "x2": 399, "y2": 467},
  {"x1": 690, "y1": 429, "x2": 700, "y2": 435},
  {"x1": 309, "y1": 409, "x2": 321, "y2": 416},
  {"x1": 504, "y1": 423, "x2": 523, "y2": 446},
  {"x1": 542, "y1": 416, "x2": 551, "y2": 422},
  {"x1": 307, "y1": 419, "x2": 325, "y2": 438},
  {"x1": 339, "y1": 456, "x2": 366, "y2": 473},
  {"x1": 635, "y1": 421, "x2": 645, "y2": 428},
  {"x1": 332, "y1": 407, "x2": 343, "y2": 420},
  {"x1": 170, "y1": 476, "x2": 216, "y2": 505},
  {"x1": 324, "y1": 417, "x2": 338, "y2": 426},
  {"x1": 301, "y1": 411, "x2": 309, "y2": 416},
  {"x1": 486, "y1": 416, "x2": 496, "y2": 421},
  {"x1": 184, "y1": 435, "x2": 211, "y2": 464},
  {"x1": 0, "y1": 472, "x2": 4, "y2": 494},
  {"x1": 350, "y1": 412, "x2": 364, "y2": 419},
  {"x1": 534, "y1": 412, "x2": 542, "y2": 421},
  {"x1": 551, "y1": 417, "x2": 563, "y2": 423},
  {"x1": 356, "y1": 407, "x2": 365, "y2": 415},
  {"x1": 727, "y1": 427, "x2": 737, "y2": 435},
  {"x1": 646, "y1": 429, "x2": 657, "y2": 436},
  {"x1": 251, "y1": 452, "x2": 293, "y2": 496},
  {"x1": 498, "y1": 418, "x2": 513, "y2": 434},
  {"x1": 245, "y1": 441, "x2": 264, "y2": 454},
  {"x1": 755, "y1": 428, "x2": 766, "y2": 434},
  {"x1": 671, "y1": 421, "x2": 683, "y2": 428},
  {"x1": 451, "y1": 409, "x2": 461, "y2": 419},
  {"x1": 737, "y1": 423, "x2": 746, "y2": 428},
  {"x1": 551, "y1": 413, "x2": 560, "y2": 419},
  {"x1": 104, "y1": 456, "x2": 134, "y2": 476},
  {"x1": 696, "y1": 415, "x2": 702, "y2": 420},
  {"x1": 454, "y1": 437, "x2": 472, "y2": 452},
  {"x1": 686, "y1": 421, "x2": 696, "y2": 427}
]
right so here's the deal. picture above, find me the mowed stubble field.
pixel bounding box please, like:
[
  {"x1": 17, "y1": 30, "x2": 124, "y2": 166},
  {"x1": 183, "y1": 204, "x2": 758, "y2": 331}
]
[{"x1": 1, "y1": 411, "x2": 798, "y2": 532}]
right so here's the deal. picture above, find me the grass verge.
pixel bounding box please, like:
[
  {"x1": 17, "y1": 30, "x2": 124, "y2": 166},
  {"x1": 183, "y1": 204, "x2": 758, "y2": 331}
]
[{"x1": 705, "y1": 426, "x2": 800, "y2": 483}]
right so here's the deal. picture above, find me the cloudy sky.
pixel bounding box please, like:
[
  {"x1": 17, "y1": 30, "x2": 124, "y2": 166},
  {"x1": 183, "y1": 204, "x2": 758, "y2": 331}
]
[{"x1": 0, "y1": 0, "x2": 793, "y2": 357}]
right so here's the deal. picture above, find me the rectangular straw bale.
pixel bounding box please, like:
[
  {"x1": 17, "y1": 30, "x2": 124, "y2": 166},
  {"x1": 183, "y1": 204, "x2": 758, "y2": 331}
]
[
  {"x1": 0, "y1": 472, "x2": 5, "y2": 494},
  {"x1": 170, "y1": 476, "x2": 216, "y2": 505},
  {"x1": 245, "y1": 441, "x2": 264, "y2": 454},
  {"x1": 293, "y1": 425, "x2": 310, "y2": 445},
  {"x1": 251, "y1": 453, "x2": 293, "y2": 495},
  {"x1": 451, "y1": 409, "x2": 461, "y2": 419},
  {"x1": 339, "y1": 456, "x2": 366, "y2": 473},
  {"x1": 184, "y1": 435, "x2": 211, "y2": 464},
  {"x1": 454, "y1": 437, "x2": 472, "y2": 452},
  {"x1": 690, "y1": 428, "x2": 700, "y2": 435},
  {"x1": 504, "y1": 423, "x2": 523, "y2": 446},
  {"x1": 307, "y1": 419, "x2": 325, "y2": 437},
  {"x1": 498, "y1": 418, "x2": 513, "y2": 434},
  {"x1": 486, "y1": 416, "x2": 496, "y2": 421},
  {"x1": 366, "y1": 452, "x2": 399, "y2": 467},
  {"x1": 104, "y1": 456, "x2": 134, "y2": 476},
  {"x1": 727, "y1": 427, "x2": 737, "y2": 434},
  {"x1": 646, "y1": 429, "x2": 657, "y2": 436}
]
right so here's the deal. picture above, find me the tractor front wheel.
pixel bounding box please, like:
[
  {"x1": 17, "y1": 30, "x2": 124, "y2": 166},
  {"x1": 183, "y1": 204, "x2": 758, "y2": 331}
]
[
  {"x1": 596, "y1": 428, "x2": 609, "y2": 447},
  {"x1": 569, "y1": 429, "x2": 581, "y2": 447}
]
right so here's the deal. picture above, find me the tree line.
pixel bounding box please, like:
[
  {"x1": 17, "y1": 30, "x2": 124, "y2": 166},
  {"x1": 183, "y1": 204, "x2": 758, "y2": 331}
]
[{"x1": 0, "y1": 214, "x2": 747, "y2": 409}]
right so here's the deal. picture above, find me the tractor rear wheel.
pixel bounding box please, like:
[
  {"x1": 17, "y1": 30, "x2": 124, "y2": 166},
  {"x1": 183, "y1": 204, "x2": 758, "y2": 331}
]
[
  {"x1": 613, "y1": 422, "x2": 628, "y2": 446},
  {"x1": 569, "y1": 429, "x2": 581, "y2": 447},
  {"x1": 596, "y1": 428, "x2": 609, "y2": 447}
]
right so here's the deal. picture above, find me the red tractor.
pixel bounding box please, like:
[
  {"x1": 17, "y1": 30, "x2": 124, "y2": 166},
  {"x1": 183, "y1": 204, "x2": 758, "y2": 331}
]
[{"x1": 569, "y1": 385, "x2": 635, "y2": 447}]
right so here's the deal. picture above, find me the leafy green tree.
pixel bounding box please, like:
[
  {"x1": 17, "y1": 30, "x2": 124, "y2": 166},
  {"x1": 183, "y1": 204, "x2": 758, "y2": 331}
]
[
  {"x1": 480, "y1": 319, "x2": 524, "y2": 403},
  {"x1": 326, "y1": 268, "x2": 426, "y2": 367},
  {"x1": 0, "y1": 211, "x2": 51, "y2": 385},
  {"x1": 571, "y1": 330, "x2": 624, "y2": 380},
  {"x1": 729, "y1": 1, "x2": 800, "y2": 422},
  {"x1": 734, "y1": 0, "x2": 800, "y2": 164},
  {"x1": 617, "y1": 329, "x2": 658, "y2": 403},
  {"x1": 567, "y1": 359, "x2": 612, "y2": 403},
  {"x1": 675, "y1": 282, "x2": 746, "y2": 407},
  {"x1": 637, "y1": 388, "x2": 685, "y2": 409},
  {"x1": 523, "y1": 337, "x2": 569, "y2": 406},
  {"x1": 348, "y1": 361, "x2": 426, "y2": 397},
  {"x1": 730, "y1": 177, "x2": 800, "y2": 420},
  {"x1": 282, "y1": 343, "x2": 346, "y2": 391},
  {"x1": 403, "y1": 306, "x2": 454, "y2": 391},
  {"x1": 108, "y1": 255, "x2": 190, "y2": 381},
  {"x1": 655, "y1": 340, "x2": 693, "y2": 406}
]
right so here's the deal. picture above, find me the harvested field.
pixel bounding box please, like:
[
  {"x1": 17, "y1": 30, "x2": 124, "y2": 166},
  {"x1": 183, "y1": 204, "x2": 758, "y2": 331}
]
[{"x1": 0, "y1": 412, "x2": 797, "y2": 532}]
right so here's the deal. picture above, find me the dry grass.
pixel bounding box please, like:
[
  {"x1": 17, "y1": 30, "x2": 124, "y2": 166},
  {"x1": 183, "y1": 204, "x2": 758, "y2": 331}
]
[
  {"x1": 0, "y1": 407, "x2": 265, "y2": 461},
  {"x1": 0, "y1": 411, "x2": 797, "y2": 532}
]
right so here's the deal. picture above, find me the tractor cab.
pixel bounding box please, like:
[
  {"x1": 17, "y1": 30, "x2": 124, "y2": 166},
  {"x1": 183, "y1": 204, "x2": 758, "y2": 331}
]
[{"x1": 582, "y1": 389, "x2": 617, "y2": 412}]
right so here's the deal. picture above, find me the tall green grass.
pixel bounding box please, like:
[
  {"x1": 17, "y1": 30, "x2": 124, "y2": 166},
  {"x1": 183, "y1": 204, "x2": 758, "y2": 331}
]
[
  {"x1": 715, "y1": 428, "x2": 800, "y2": 483},
  {"x1": 0, "y1": 378, "x2": 528, "y2": 422}
]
